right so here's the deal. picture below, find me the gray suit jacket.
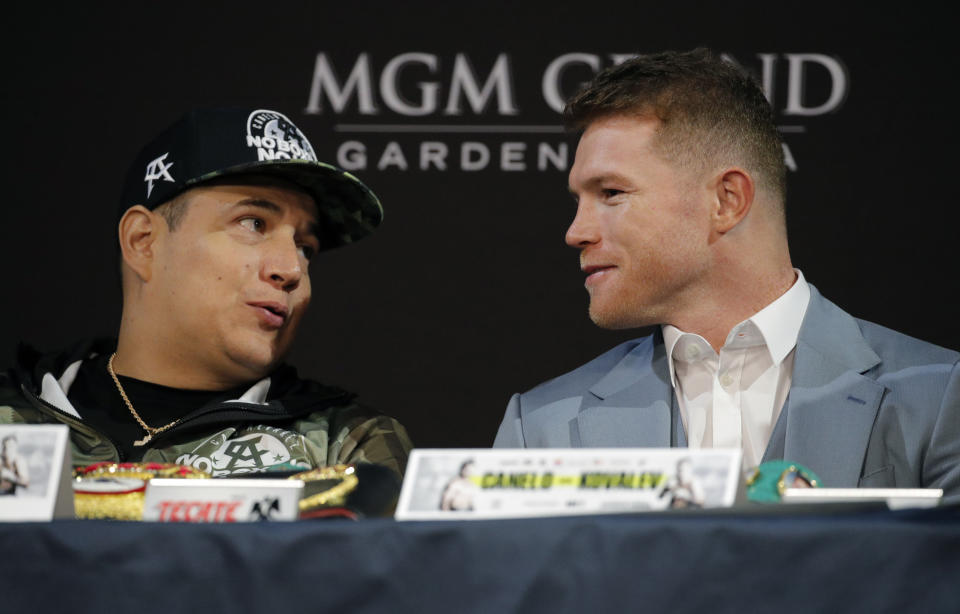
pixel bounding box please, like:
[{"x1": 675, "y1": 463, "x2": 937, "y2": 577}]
[{"x1": 494, "y1": 286, "x2": 960, "y2": 497}]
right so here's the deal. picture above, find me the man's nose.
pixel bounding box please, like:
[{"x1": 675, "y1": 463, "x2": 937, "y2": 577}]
[
  {"x1": 262, "y1": 234, "x2": 303, "y2": 292},
  {"x1": 565, "y1": 201, "x2": 600, "y2": 248}
]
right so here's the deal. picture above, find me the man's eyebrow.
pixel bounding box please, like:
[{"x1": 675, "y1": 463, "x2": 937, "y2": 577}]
[
  {"x1": 234, "y1": 198, "x2": 283, "y2": 213},
  {"x1": 582, "y1": 172, "x2": 633, "y2": 188},
  {"x1": 234, "y1": 198, "x2": 321, "y2": 242},
  {"x1": 569, "y1": 173, "x2": 633, "y2": 199}
]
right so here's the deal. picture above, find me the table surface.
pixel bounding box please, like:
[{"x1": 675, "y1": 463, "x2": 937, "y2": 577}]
[{"x1": 2, "y1": 503, "x2": 958, "y2": 614}]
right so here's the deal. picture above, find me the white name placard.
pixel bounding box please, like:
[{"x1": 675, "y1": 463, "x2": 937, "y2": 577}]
[
  {"x1": 0, "y1": 424, "x2": 73, "y2": 521},
  {"x1": 142, "y1": 478, "x2": 303, "y2": 522},
  {"x1": 395, "y1": 448, "x2": 742, "y2": 520},
  {"x1": 781, "y1": 487, "x2": 943, "y2": 510}
]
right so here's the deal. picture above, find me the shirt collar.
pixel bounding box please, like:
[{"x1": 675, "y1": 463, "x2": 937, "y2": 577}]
[
  {"x1": 747, "y1": 269, "x2": 810, "y2": 365},
  {"x1": 662, "y1": 323, "x2": 693, "y2": 387},
  {"x1": 661, "y1": 269, "x2": 810, "y2": 386}
]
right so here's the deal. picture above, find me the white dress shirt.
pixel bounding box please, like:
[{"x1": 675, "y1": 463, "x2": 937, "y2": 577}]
[{"x1": 662, "y1": 271, "x2": 810, "y2": 470}]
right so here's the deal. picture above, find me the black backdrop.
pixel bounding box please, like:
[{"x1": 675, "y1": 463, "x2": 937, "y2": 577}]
[{"x1": 2, "y1": 3, "x2": 957, "y2": 448}]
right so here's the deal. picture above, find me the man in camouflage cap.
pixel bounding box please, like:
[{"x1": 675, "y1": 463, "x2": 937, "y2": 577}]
[{"x1": 0, "y1": 107, "x2": 411, "y2": 487}]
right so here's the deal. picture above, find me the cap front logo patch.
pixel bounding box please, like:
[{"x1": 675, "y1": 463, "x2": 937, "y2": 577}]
[
  {"x1": 245, "y1": 110, "x2": 318, "y2": 163},
  {"x1": 144, "y1": 152, "x2": 175, "y2": 198}
]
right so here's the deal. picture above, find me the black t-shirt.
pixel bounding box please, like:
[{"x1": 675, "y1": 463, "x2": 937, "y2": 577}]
[{"x1": 67, "y1": 354, "x2": 250, "y2": 462}]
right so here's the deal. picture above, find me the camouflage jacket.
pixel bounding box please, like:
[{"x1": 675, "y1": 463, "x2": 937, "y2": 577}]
[{"x1": 0, "y1": 340, "x2": 412, "y2": 481}]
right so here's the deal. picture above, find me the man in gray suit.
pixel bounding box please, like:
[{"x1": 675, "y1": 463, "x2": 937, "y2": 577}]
[{"x1": 493, "y1": 48, "x2": 960, "y2": 497}]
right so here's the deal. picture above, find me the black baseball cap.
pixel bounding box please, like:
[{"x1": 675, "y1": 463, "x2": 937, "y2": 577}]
[{"x1": 119, "y1": 107, "x2": 382, "y2": 250}]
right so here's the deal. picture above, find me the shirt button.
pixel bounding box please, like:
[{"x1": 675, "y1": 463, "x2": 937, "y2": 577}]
[
  {"x1": 685, "y1": 345, "x2": 701, "y2": 360},
  {"x1": 720, "y1": 373, "x2": 734, "y2": 387}
]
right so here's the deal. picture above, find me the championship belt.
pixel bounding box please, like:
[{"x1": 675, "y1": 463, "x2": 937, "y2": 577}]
[
  {"x1": 74, "y1": 462, "x2": 210, "y2": 520},
  {"x1": 288, "y1": 464, "x2": 360, "y2": 520},
  {"x1": 745, "y1": 460, "x2": 821, "y2": 503}
]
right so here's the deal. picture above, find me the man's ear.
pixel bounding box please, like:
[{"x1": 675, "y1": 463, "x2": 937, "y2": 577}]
[
  {"x1": 711, "y1": 167, "x2": 755, "y2": 234},
  {"x1": 118, "y1": 206, "x2": 162, "y2": 283}
]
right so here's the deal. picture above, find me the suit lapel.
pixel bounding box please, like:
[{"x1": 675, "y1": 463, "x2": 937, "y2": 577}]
[
  {"x1": 569, "y1": 286, "x2": 883, "y2": 478},
  {"x1": 771, "y1": 287, "x2": 885, "y2": 487},
  {"x1": 576, "y1": 334, "x2": 679, "y2": 447}
]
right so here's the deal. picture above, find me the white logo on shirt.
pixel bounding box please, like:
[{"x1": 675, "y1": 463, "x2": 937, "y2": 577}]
[{"x1": 175, "y1": 429, "x2": 310, "y2": 477}]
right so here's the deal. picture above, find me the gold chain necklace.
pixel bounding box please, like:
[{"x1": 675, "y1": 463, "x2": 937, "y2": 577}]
[{"x1": 107, "y1": 353, "x2": 180, "y2": 447}]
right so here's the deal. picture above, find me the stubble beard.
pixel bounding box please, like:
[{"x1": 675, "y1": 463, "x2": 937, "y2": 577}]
[{"x1": 587, "y1": 293, "x2": 658, "y2": 331}]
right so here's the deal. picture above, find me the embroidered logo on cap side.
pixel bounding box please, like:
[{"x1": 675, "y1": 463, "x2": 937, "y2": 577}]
[
  {"x1": 144, "y1": 152, "x2": 175, "y2": 198},
  {"x1": 245, "y1": 109, "x2": 318, "y2": 162}
]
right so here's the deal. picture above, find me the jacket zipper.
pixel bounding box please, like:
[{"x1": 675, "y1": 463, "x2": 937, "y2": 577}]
[
  {"x1": 21, "y1": 379, "x2": 349, "y2": 451},
  {"x1": 144, "y1": 404, "x2": 310, "y2": 446},
  {"x1": 20, "y1": 384, "x2": 278, "y2": 453}
]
